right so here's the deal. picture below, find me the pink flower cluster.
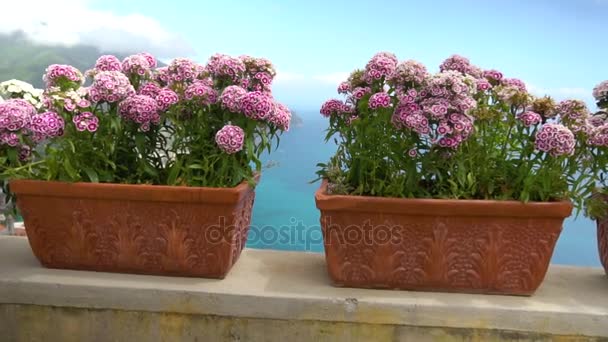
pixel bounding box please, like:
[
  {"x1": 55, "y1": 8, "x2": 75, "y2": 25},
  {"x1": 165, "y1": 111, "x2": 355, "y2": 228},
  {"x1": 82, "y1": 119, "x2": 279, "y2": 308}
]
[
  {"x1": 517, "y1": 111, "x2": 542, "y2": 127},
  {"x1": 269, "y1": 103, "x2": 291, "y2": 131},
  {"x1": 89, "y1": 71, "x2": 135, "y2": 103},
  {"x1": 483, "y1": 69, "x2": 504, "y2": 83},
  {"x1": 535, "y1": 124, "x2": 575, "y2": 156},
  {"x1": 320, "y1": 99, "x2": 347, "y2": 117},
  {"x1": 439, "y1": 55, "x2": 482, "y2": 78},
  {"x1": 155, "y1": 88, "x2": 179, "y2": 111},
  {"x1": 72, "y1": 112, "x2": 99, "y2": 132},
  {"x1": 476, "y1": 79, "x2": 492, "y2": 91},
  {"x1": 368, "y1": 92, "x2": 391, "y2": 109},
  {"x1": 167, "y1": 58, "x2": 201, "y2": 83},
  {"x1": 154, "y1": 67, "x2": 170, "y2": 85},
  {"x1": 392, "y1": 102, "x2": 430, "y2": 135},
  {"x1": 240, "y1": 55, "x2": 275, "y2": 75},
  {"x1": 138, "y1": 53, "x2": 157, "y2": 68},
  {"x1": 122, "y1": 54, "x2": 153, "y2": 76},
  {"x1": 0, "y1": 99, "x2": 35, "y2": 131},
  {"x1": 364, "y1": 52, "x2": 398, "y2": 82},
  {"x1": 219, "y1": 86, "x2": 248, "y2": 113},
  {"x1": 238, "y1": 56, "x2": 276, "y2": 92},
  {"x1": 588, "y1": 123, "x2": 608, "y2": 147},
  {"x1": 351, "y1": 87, "x2": 372, "y2": 100},
  {"x1": 337, "y1": 82, "x2": 351, "y2": 94},
  {"x1": 556, "y1": 99, "x2": 591, "y2": 134},
  {"x1": 0, "y1": 100, "x2": 63, "y2": 159},
  {"x1": 593, "y1": 80, "x2": 608, "y2": 104},
  {"x1": 388, "y1": 60, "x2": 429, "y2": 88},
  {"x1": 253, "y1": 72, "x2": 273, "y2": 91},
  {"x1": 30, "y1": 111, "x2": 64, "y2": 140},
  {"x1": 206, "y1": 54, "x2": 246, "y2": 82},
  {"x1": 496, "y1": 85, "x2": 526, "y2": 104},
  {"x1": 392, "y1": 70, "x2": 477, "y2": 148},
  {"x1": 240, "y1": 91, "x2": 274, "y2": 120},
  {"x1": 215, "y1": 124, "x2": 244, "y2": 154},
  {"x1": 501, "y1": 78, "x2": 527, "y2": 92},
  {"x1": 184, "y1": 81, "x2": 218, "y2": 105},
  {"x1": 138, "y1": 82, "x2": 162, "y2": 98},
  {"x1": 43, "y1": 64, "x2": 84, "y2": 88},
  {"x1": 0, "y1": 132, "x2": 20, "y2": 148},
  {"x1": 118, "y1": 95, "x2": 160, "y2": 131},
  {"x1": 94, "y1": 55, "x2": 122, "y2": 72}
]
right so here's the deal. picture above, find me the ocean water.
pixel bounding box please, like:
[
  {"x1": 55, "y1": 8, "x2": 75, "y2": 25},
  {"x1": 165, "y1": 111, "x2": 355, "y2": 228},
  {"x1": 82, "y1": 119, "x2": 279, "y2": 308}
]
[{"x1": 248, "y1": 113, "x2": 602, "y2": 267}]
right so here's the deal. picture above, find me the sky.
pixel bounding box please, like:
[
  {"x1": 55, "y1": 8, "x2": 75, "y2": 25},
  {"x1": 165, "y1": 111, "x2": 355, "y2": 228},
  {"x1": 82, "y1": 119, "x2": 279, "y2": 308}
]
[{"x1": 1, "y1": 0, "x2": 607, "y2": 114}]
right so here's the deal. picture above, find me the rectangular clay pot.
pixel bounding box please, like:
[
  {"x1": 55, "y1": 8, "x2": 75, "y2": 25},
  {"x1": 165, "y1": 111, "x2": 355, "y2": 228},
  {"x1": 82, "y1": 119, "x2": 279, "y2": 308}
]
[
  {"x1": 10, "y1": 179, "x2": 256, "y2": 278},
  {"x1": 315, "y1": 181, "x2": 573, "y2": 295}
]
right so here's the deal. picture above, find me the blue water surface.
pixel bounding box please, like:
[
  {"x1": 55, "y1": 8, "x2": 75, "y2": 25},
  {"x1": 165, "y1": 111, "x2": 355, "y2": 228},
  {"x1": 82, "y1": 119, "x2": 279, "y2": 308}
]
[{"x1": 247, "y1": 113, "x2": 601, "y2": 267}]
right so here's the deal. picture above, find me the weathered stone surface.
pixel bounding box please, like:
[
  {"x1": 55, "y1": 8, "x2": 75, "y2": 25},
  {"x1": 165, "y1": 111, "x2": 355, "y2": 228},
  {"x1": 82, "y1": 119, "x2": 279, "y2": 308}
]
[{"x1": 0, "y1": 236, "x2": 607, "y2": 341}]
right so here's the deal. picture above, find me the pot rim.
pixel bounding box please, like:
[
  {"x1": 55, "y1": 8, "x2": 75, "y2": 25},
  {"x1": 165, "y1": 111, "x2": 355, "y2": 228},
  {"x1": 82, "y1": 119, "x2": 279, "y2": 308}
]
[
  {"x1": 10, "y1": 176, "x2": 258, "y2": 204},
  {"x1": 315, "y1": 180, "x2": 573, "y2": 218}
]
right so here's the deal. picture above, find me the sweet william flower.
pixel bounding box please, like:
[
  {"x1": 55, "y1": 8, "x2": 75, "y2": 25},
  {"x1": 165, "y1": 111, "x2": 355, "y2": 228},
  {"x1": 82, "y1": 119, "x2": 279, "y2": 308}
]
[
  {"x1": 43, "y1": 64, "x2": 84, "y2": 88},
  {"x1": 215, "y1": 124, "x2": 245, "y2": 154},
  {"x1": 90, "y1": 71, "x2": 135, "y2": 103},
  {"x1": 72, "y1": 112, "x2": 99, "y2": 132},
  {"x1": 206, "y1": 54, "x2": 246, "y2": 82},
  {"x1": 30, "y1": 111, "x2": 65, "y2": 139},
  {"x1": 138, "y1": 82, "x2": 162, "y2": 98},
  {"x1": 337, "y1": 82, "x2": 351, "y2": 94},
  {"x1": 0, "y1": 99, "x2": 35, "y2": 131},
  {"x1": 268, "y1": 102, "x2": 291, "y2": 131},
  {"x1": 388, "y1": 60, "x2": 429, "y2": 88},
  {"x1": 93, "y1": 55, "x2": 122, "y2": 72},
  {"x1": 155, "y1": 88, "x2": 179, "y2": 111},
  {"x1": 535, "y1": 124, "x2": 575, "y2": 157},
  {"x1": 364, "y1": 52, "x2": 398, "y2": 82},
  {"x1": 368, "y1": 92, "x2": 391, "y2": 109},
  {"x1": 320, "y1": 99, "x2": 346, "y2": 117},
  {"x1": 118, "y1": 95, "x2": 160, "y2": 131},
  {"x1": 122, "y1": 54, "x2": 152, "y2": 76},
  {"x1": 138, "y1": 53, "x2": 157, "y2": 68},
  {"x1": 240, "y1": 91, "x2": 274, "y2": 120},
  {"x1": 517, "y1": 111, "x2": 542, "y2": 127},
  {"x1": 184, "y1": 81, "x2": 218, "y2": 105},
  {"x1": 219, "y1": 85, "x2": 248, "y2": 113},
  {"x1": 593, "y1": 80, "x2": 608, "y2": 108}
]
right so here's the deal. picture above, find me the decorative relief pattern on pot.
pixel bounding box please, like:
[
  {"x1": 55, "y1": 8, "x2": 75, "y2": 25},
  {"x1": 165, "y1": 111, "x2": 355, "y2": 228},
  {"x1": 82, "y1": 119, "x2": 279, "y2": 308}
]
[
  {"x1": 16, "y1": 183, "x2": 256, "y2": 278},
  {"x1": 320, "y1": 212, "x2": 563, "y2": 295}
]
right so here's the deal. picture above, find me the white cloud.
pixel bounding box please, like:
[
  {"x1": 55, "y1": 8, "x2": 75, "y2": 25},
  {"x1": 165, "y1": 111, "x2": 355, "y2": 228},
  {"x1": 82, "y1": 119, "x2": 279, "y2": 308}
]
[{"x1": 0, "y1": 0, "x2": 194, "y2": 58}]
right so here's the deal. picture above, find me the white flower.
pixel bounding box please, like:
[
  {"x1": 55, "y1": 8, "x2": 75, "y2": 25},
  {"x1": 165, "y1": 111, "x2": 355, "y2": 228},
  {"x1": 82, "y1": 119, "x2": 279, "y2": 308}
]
[
  {"x1": 0, "y1": 79, "x2": 44, "y2": 108},
  {"x1": 0, "y1": 95, "x2": 4, "y2": 104}
]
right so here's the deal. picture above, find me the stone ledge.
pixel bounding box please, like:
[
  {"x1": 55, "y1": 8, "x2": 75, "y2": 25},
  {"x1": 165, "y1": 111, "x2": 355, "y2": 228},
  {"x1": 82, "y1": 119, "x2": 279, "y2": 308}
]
[{"x1": 0, "y1": 236, "x2": 607, "y2": 338}]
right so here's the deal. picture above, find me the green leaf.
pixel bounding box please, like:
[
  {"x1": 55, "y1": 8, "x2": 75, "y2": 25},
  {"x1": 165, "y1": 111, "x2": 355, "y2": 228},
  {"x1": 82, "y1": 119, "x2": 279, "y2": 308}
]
[
  {"x1": 167, "y1": 160, "x2": 182, "y2": 185},
  {"x1": 63, "y1": 158, "x2": 78, "y2": 180},
  {"x1": 187, "y1": 164, "x2": 205, "y2": 170},
  {"x1": 142, "y1": 162, "x2": 158, "y2": 177},
  {"x1": 6, "y1": 149, "x2": 17, "y2": 164},
  {"x1": 135, "y1": 133, "x2": 146, "y2": 154},
  {"x1": 83, "y1": 168, "x2": 99, "y2": 183}
]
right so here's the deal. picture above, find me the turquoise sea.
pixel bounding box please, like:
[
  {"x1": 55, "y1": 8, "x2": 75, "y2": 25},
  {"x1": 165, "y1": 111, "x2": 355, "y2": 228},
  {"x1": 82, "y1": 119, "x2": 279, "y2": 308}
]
[{"x1": 248, "y1": 112, "x2": 602, "y2": 267}]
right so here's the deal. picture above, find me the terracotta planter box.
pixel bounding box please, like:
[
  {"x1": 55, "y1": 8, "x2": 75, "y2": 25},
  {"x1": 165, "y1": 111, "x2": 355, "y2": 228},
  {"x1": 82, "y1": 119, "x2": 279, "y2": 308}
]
[
  {"x1": 597, "y1": 217, "x2": 608, "y2": 275},
  {"x1": 315, "y1": 181, "x2": 572, "y2": 295},
  {"x1": 11, "y1": 179, "x2": 256, "y2": 278}
]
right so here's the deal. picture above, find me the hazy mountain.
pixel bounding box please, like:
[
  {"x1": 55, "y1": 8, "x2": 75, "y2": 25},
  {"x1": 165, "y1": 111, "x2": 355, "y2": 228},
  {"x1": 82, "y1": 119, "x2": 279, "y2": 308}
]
[{"x1": 0, "y1": 31, "x2": 131, "y2": 88}]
